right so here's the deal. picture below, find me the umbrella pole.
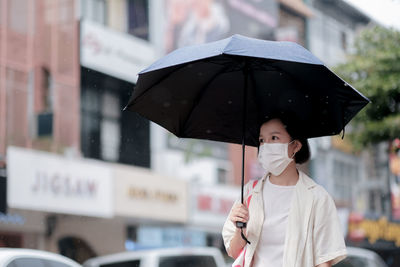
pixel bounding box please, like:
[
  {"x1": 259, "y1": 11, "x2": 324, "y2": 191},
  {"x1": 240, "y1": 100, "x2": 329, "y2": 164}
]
[
  {"x1": 236, "y1": 63, "x2": 251, "y2": 244},
  {"x1": 237, "y1": 66, "x2": 248, "y2": 212},
  {"x1": 241, "y1": 65, "x2": 248, "y2": 205}
]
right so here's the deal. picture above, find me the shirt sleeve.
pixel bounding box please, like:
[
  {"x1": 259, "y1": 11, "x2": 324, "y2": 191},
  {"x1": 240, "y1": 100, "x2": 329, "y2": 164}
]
[
  {"x1": 222, "y1": 199, "x2": 240, "y2": 252},
  {"x1": 313, "y1": 187, "x2": 347, "y2": 266}
]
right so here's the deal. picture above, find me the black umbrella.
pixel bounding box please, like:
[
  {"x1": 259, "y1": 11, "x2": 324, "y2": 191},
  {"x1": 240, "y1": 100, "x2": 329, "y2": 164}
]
[{"x1": 125, "y1": 34, "x2": 369, "y2": 227}]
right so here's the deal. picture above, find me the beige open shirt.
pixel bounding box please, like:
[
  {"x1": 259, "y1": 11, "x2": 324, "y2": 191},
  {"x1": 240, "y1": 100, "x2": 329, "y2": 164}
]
[{"x1": 222, "y1": 171, "x2": 347, "y2": 267}]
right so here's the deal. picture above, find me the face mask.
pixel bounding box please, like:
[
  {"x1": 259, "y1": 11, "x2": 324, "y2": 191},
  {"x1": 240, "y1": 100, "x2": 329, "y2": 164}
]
[{"x1": 258, "y1": 141, "x2": 295, "y2": 176}]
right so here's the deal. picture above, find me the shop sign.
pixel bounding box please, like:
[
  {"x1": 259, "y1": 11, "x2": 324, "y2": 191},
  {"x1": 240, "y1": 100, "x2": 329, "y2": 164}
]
[
  {"x1": 190, "y1": 184, "x2": 239, "y2": 228},
  {"x1": 81, "y1": 20, "x2": 156, "y2": 83},
  {"x1": 114, "y1": 165, "x2": 188, "y2": 223},
  {"x1": 7, "y1": 147, "x2": 113, "y2": 218},
  {"x1": 0, "y1": 209, "x2": 45, "y2": 233},
  {"x1": 348, "y1": 216, "x2": 400, "y2": 246},
  {"x1": 390, "y1": 154, "x2": 400, "y2": 220}
]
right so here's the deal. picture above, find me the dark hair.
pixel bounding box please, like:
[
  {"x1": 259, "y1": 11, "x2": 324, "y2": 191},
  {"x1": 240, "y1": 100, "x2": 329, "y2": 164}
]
[{"x1": 259, "y1": 113, "x2": 311, "y2": 164}]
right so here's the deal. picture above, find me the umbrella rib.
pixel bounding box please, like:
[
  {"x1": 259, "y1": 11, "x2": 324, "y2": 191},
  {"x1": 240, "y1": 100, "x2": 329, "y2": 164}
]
[
  {"x1": 181, "y1": 64, "x2": 232, "y2": 135},
  {"x1": 127, "y1": 64, "x2": 189, "y2": 108},
  {"x1": 248, "y1": 68, "x2": 261, "y2": 146}
]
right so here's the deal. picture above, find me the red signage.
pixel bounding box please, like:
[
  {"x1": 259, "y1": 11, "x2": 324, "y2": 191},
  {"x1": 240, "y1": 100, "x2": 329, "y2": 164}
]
[{"x1": 196, "y1": 194, "x2": 234, "y2": 215}]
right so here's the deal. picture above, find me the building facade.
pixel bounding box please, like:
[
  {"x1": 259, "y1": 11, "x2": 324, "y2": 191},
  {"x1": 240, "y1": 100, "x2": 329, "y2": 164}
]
[
  {"x1": 0, "y1": 0, "x2": 80, "y2": 253},
  {"x1": 306, "y1": 0, "x2": 371, "y2": 211}
]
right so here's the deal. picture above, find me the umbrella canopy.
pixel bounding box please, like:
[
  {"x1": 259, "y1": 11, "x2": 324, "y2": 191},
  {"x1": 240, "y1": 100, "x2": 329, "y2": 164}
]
[
  {"x1": 125, "y1": 35, "x2": 369, "y2": 220},
  {"x1": 126, "y1": 35, "x2": 369, "y2": 147}
]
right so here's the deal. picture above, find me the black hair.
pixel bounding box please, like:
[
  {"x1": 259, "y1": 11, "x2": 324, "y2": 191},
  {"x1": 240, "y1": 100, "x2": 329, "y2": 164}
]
[{"x1": 259, "y1": 113, "x2": 311, "y2": 164}]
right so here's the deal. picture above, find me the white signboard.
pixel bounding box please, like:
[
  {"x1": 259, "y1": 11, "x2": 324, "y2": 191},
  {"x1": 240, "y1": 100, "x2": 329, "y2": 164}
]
[
  {"x1": 7, "y1": 147, "x2": 113, "y2": 218},
  {"x1": 80, "y1": 20, "x2": 156, "y2": 83},
  {"x1": 114, "y1": 164, "x2": 188, "y2": 223}
]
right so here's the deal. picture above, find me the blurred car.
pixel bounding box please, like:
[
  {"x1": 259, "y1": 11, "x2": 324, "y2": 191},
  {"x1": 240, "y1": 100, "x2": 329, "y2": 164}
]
[
  {"x1": 83, "y1": 247, "x2": 226, "y2": 267},
  {"x1": 0, "y1": 248, "x2": 82, "y2": 267},
  {"x1": 336, "y1": 247, "x2": 387, "y2": 267}
]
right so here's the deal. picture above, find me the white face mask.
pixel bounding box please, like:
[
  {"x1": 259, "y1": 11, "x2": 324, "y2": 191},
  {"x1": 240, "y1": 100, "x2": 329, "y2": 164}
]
[{"x1": 258, "y1": 141, "x2": 295, "y2": 176}]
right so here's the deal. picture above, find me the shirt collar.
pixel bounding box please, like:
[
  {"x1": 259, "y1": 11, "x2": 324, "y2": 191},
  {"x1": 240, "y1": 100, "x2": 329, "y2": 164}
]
[{"x1": 253, "y1": 170, "x2": 317, "y2": 193}]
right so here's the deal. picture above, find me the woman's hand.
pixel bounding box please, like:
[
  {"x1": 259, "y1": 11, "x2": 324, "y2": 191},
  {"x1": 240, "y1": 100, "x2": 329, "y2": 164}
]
[
  {"x1": 229, "y1": 203, "x2": 249, "y2": 225},
  {"x1": 227, "y1": 203, "x2": 250, "y2": 259}
]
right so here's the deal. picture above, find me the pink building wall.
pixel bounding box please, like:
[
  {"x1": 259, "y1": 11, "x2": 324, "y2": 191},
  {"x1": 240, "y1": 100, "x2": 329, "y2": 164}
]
[{"x1": 0, "y1": 0, "x2": 80, "y2": 167}]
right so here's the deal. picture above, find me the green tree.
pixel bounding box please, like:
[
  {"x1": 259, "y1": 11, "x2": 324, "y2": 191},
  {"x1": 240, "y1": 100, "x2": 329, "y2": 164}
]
[{"x1": 335, "y1": 26, "x2": 400, "y2": 148}]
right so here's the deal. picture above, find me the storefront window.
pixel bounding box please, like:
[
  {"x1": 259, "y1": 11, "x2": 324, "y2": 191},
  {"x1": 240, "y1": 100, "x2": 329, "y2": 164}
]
[
  {"x1": 81, "y1": 68, "x2": 150, "y2": 167},
  {"x1": 8, "y1": 0, "x2": 28, "y2": 34},
  {"x1": 127, "y1": 0, "x2": 149, "y2": 40},
  {"x1": 81, "y1": 0, "x2": 107, "y2": 25}
]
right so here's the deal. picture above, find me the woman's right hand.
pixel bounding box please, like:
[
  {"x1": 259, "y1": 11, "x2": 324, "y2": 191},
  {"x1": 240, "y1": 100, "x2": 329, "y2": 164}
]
[
  {"x1": 226, "y1": 203, "x2": 250, "y2": 258},
  {"x1": 229, "y1": 203, "x2": 249, "y2": 226}
]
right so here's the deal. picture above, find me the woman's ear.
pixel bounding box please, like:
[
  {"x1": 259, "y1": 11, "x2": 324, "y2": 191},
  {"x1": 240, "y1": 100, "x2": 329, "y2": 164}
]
[{"x1": 295, "y1": 140, "x2": 302, "y2": 153}]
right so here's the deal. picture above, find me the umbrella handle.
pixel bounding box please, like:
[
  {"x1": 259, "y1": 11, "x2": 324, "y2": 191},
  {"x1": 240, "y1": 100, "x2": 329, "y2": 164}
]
[
  {"x1": 236, "y1": 222, "x2": 250, "y2": 244},
  {"x1": 236, "y1": 222, "x2": 246, "y2": 228}
]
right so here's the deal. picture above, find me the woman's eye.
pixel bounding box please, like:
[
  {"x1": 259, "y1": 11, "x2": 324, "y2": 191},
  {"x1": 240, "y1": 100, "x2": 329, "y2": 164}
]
[
  {"x1": 259, "y1": 139, "x2": 264, "y2": 144},
  {"x1": 272, "y1": 136, "x2": 279, "y2": 140}
]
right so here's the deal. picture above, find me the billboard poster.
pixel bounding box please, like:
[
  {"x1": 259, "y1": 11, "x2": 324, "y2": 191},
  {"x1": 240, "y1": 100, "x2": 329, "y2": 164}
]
[{"x1": 164, "y1": 0, "x2": 278, "y2": 52}]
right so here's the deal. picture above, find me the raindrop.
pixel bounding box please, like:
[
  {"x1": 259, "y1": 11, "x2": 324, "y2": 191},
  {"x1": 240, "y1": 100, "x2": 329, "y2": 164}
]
[
  {"x1": 288, "y1": 99, "x2": 292, "y2": 103},
  {"x1": 325, "y1": 102, "x2": 329, "y2": 104},
  {"x1": 181, "y1": 100, "x2": 188, "y2": 105},
  {"x1": 206, "y1": 129, "x2": 212, "y2": 134},
  {"x1": 265, "y1": 115, "x2": 269, "y2": 119},
  {"x1": 279, "y1": 72, "x2": 283, "y2": 76},
  {"x1": 228, "y1": 100, "x2": 233, "y2": 105},
  {"x1": 267, "y1": 93, "x2": 272, "y2": 97},
  {"x1": 188, "y1": 64, "x2": 193, "y2": 68},
  {"x1": 305, "y1": 95, "x2": 309, "y2": 98},
  {"x1": 326, "y1": 96, "x2": 329, "y2": 99},
  {"x1": 163, "y1": 102, "x2": 171, "y2": 108},
  {"x1": 344, "y1": 83, "x2": 348, "y2": 86},
  {"x1": 198, "y1": 72, "x2": 203, "y2": 76}
]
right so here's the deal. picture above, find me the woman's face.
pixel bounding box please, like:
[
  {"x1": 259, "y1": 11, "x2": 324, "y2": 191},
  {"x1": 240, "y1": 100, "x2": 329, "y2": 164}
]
[{"x1": 259, "y1": 119, "x2": 301, "y2": 158}]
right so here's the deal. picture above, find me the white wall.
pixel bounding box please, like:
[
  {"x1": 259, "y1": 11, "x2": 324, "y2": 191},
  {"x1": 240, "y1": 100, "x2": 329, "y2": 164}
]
[{"x1": 150, "y1": 123, "x2": 231, "y2": 185}]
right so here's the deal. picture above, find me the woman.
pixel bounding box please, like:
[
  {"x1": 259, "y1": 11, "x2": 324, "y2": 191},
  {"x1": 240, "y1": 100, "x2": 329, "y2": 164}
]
[{"x1": 222, "y1": 116, "x2": 347, "y2": 267}]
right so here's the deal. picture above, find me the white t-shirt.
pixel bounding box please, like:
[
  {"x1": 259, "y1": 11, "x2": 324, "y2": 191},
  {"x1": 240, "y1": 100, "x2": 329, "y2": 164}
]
[{"x1": 252, "y1": 176, "x2": 296, "y2": 267}]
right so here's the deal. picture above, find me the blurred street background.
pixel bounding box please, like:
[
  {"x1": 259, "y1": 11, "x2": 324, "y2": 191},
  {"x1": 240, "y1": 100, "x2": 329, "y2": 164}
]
[{"x1": 0, "y1": 0, "x2": 400, "y2": 266}]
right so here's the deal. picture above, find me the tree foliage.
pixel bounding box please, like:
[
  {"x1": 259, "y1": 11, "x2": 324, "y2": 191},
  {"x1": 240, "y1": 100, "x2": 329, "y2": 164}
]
[{"x1": 335, "y1": 26, "x2": 400, "y2": 147}]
